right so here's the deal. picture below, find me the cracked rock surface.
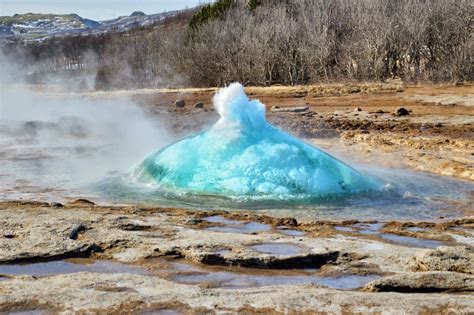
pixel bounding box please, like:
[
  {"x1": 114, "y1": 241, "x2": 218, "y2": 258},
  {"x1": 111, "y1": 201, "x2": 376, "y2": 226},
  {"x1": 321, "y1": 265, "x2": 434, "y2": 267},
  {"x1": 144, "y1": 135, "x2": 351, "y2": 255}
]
[{"x1": 0, "y1": 200, "x2": 473, "y2": 313}]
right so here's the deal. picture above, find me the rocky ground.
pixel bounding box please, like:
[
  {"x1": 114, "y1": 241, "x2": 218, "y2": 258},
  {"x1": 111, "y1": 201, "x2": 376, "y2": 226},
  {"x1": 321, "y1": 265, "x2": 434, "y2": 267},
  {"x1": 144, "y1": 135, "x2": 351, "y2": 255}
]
[
  {"x1": 0, "y1": 200, "x2": 473, "y2": 314},
  {"x1": 0, "y1": 82, "x2": 473, "y2": 314}
]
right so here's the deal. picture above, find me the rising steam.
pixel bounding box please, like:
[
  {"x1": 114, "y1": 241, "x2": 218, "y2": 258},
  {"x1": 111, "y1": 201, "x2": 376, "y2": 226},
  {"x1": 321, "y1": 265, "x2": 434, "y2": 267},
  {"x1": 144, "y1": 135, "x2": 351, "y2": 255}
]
[{"x1": 0, "y1": 84, "x2": 171, "y2": 199}]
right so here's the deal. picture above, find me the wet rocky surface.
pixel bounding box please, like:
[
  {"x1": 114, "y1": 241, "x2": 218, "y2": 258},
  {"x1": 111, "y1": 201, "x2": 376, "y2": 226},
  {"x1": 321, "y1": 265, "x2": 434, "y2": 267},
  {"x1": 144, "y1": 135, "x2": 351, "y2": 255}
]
[
  {"x1": 1, "y1": 83, "x2": 473, "y2": 313},
  {"x1": 0, "y1": 200, "x2": 473, "y2": 313}
]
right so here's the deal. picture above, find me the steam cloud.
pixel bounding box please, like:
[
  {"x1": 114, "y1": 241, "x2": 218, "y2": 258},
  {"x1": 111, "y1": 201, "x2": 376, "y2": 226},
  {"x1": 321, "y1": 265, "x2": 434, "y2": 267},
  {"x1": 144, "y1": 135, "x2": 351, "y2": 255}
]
[{"x1": 0, "y1": 55, "x2": 171, "y2": 199}]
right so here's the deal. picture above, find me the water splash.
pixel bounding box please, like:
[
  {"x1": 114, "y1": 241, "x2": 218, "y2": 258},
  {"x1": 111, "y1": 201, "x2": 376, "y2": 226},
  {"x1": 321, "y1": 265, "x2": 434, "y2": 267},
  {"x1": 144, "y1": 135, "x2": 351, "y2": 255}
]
[{"x1": 132, "y1": 83, "x2": 378, "y2": 199}]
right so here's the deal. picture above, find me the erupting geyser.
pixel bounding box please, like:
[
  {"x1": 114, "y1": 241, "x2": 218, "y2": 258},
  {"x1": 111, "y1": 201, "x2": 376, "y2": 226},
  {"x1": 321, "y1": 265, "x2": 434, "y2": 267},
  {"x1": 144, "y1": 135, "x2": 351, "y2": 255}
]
[{"x1": 133, "y1": 83, "x2": 378, "y2": 199}]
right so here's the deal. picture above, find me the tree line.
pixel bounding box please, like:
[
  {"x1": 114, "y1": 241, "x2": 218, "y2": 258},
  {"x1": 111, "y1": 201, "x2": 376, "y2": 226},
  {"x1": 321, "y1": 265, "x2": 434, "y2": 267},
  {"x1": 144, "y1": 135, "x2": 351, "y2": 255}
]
[{"x1": 2, "y1": 0, "x2": 472, "y2": 90}]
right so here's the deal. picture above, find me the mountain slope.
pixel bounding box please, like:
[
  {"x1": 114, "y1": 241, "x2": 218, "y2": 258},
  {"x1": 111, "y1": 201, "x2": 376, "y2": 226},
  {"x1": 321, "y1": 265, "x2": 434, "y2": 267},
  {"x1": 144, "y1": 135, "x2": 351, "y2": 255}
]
[{"x1": 0, "y1": 10, "x2": 184, "y2": 41}]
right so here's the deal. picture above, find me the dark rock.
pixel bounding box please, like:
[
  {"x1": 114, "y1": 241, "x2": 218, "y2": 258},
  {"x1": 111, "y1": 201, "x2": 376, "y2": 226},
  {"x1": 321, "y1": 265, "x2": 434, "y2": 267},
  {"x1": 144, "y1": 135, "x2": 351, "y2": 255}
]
[
  {"x1": 70, "y1": 199, "x2": 95, "y2": 205},
  {"x1": 69, "y1": 224, "x2": 87, "y2": 240},
  {"x1": 395, "y1": 107, "x2": 410, "y2": 117},
  {"x1": 50, "y1": 202, "x2": 64, "y2": 208},
  {"x1": 163, "y1": 248, "x2": 184, "y2": 259},
  {"x1": 354, "y1": 107, "x2": 362, "y2": 112},
  {"x1": 174, "y1": 100, "x2": 185, "y2": 108},
  {"x1": 194, "y1": 102, "x2": 204, "y2": 109}
]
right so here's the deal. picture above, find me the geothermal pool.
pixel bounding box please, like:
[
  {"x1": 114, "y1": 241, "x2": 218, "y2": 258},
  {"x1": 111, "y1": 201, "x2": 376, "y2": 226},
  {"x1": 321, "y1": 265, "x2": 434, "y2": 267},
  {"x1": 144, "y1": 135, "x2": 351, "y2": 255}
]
[
  {"x1": 0, "y1": 84, "x2": 472, "y2": 221},
  {"x1": 133, "y1": 83, "x2": 377, "y2": 198}
]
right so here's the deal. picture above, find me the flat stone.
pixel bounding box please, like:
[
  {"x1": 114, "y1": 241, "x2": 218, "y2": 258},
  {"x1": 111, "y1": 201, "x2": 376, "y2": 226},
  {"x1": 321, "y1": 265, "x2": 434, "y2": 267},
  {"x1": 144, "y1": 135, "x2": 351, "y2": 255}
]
[
  {"x1": 185, "y1": 244, "x2": 340, "y2": 269},
  {"x1": 409, "y1": 246, "x2": 473, "y2": 274},
  {"x1": 1, "y1": 272, "x2": 473, "y2": 313},
  {"x1": 364, "y1": 271, "x2": 474, "y2": 293},
  {"x1": 251, "y1": 243, "x2": 302, "y2": 256}
]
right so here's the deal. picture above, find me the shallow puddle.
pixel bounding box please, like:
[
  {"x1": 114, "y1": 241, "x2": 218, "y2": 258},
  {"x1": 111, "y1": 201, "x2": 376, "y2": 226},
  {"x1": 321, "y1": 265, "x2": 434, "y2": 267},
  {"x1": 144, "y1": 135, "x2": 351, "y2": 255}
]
[
  {"x1": 379, "y1": 234, "x2": 443, "y2": 248},
  {"x1": 147, "y1": 257, "x2": 381, "y2": 291},
  {"x1": 204, "y1": 216, "x2": 270, "y2": 234},
  {"x1": 0, "y1": 259, "x2": 150, "y2": 277},
  {"x1": 251, "y1": 243, "x2": 303, "y2": 256},
  {"x1": 354, "y1": 223, "x2": 384, "y2": 235},
  {"x1": 204, "y1": 215, "x2": 240, "y2": 225},
  {"x1": 335, "y1": 226, "x2": 354, "y2": 232},
  {"x1": 278, "y1": 227, "x2": 306, "y2": 236},
  {"x1": 173, "y1": 267, "x2": 379, "y2": 290}
]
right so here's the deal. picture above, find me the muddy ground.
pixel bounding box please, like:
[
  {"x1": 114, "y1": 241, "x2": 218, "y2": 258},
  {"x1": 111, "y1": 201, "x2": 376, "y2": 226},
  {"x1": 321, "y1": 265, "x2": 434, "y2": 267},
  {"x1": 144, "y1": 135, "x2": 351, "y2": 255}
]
[{"x1": 1, "y1": 82, "x2": 473, "y2": 314}]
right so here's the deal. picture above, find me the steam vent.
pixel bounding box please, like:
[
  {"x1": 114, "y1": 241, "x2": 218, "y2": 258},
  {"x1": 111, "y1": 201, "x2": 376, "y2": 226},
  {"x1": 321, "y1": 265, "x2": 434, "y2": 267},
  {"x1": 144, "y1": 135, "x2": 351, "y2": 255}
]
[{"x1": 133, "y1": 83, "x2": 378, "y2": 199}]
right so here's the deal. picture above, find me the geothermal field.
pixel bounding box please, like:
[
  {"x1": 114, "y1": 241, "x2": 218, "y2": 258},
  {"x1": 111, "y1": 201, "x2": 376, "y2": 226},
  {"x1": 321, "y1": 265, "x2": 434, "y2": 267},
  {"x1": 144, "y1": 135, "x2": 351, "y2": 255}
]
[
  {"x1": 0, "y1": 0, "x2": 473, "y2": 314},
  {"x1": 0, "y1": 81, "x2": 473, "y2": 314}
]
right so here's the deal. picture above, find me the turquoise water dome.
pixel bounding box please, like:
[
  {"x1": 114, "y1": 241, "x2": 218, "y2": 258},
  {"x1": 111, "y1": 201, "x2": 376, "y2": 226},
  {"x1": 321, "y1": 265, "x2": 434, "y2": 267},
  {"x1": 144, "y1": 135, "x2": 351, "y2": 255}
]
[{"x1": 132, "y1": 83, "x2": 378, "y2": 199}]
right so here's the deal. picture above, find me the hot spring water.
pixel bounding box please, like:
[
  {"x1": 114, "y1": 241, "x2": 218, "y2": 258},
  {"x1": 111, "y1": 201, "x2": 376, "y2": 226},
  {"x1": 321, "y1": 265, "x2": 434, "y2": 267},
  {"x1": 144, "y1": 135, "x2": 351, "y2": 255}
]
[
  {"x1": 132, "y1": 83, "x2": 378, "y2": 198},
  {"x1": 1, "y1": 84, "x2": 472, "y2": 220}
]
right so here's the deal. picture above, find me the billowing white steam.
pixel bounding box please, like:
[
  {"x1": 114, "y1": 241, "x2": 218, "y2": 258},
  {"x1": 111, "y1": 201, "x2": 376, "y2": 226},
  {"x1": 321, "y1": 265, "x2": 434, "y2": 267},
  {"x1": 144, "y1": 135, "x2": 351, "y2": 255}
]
[{"x1": 0, "y1": 85, "x2": 170, "y2": 199}]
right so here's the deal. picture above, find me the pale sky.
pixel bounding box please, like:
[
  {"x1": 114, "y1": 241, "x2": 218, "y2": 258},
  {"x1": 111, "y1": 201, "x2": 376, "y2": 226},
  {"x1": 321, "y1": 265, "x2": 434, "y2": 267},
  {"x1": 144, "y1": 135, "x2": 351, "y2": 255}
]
[{"x1": 0, "y1": 0, "x2": 211, "y2": 21}]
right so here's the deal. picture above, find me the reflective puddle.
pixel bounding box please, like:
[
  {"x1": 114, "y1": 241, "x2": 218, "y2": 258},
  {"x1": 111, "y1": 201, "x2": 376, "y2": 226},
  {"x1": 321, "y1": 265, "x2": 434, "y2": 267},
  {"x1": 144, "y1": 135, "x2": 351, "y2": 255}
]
[
  {"x1": 251, "y1": 243, "x2": 303, "y2": 256},
  {"x1": 379, "y1": 234, "x2": 442, "y2": 248},
  {"x1": 278, "y1": 227, "x2": 306, "y2": 236},
  {"x1": 204, "y1": 216, "x2": 270, "y2": 234},
  {"x1": 337, "y1": 222, "x2": 445, "y2": 248},
  {"x1": 165, "y1": 259, "x2": 379, "y2": 290},
  {"x1": 175, "y1": 270, "x2": 378, "y2": 290},
  {"x1": 0, "y1": 259, "x2": 150, "y2": 276},
  {"x1": 354, "y1": 223, "x2": 384, "y2": 235},
  {"x1": 335, "y1": 226, "x2": 354, "y2": 232}
]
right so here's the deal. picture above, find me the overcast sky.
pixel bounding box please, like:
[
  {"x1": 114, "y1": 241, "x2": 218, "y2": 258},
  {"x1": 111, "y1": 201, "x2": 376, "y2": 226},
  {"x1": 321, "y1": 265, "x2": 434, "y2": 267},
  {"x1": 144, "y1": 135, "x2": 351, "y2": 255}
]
[{"x1": 1, "y1": 0, "x2": 211, "y2": 21}]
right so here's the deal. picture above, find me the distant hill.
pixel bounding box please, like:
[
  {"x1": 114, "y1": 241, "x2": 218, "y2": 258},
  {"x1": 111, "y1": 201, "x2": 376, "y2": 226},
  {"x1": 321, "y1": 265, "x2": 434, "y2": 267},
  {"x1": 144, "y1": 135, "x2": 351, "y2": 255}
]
[
  {"x1": 1, "y1": 0, "x2": 470, "y2": 90},
  {"x1": 0, "y1": 10, "x2": 185, "y2": 42}
]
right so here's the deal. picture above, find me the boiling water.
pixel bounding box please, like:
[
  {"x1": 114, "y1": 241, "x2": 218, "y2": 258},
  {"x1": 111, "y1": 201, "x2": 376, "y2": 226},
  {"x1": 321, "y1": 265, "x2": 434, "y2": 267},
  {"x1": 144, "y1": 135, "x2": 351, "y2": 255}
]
[
  {"x1": 0, "y1": 85, "x2": 472, "y2": 221},
  {"x1": 98, "y1": 84, "x2": 473, "y2": 220},
  {"x1": 133, "y1": 83, "x2": 377, "y2": 198}
]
